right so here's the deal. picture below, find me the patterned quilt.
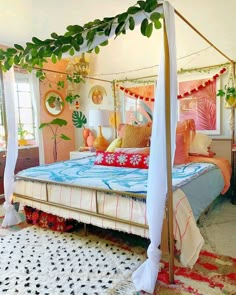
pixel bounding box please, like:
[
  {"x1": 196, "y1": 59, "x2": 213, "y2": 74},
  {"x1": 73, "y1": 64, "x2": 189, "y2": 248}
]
[{"x1": 15, "y1": 156, "x2": 218, "y2": 195}]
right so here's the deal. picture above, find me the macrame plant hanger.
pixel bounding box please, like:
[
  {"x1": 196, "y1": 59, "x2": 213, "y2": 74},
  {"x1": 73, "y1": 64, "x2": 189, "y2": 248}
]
[{"x1": 225, "y1": 63, "x2": 236, "y2": 135}]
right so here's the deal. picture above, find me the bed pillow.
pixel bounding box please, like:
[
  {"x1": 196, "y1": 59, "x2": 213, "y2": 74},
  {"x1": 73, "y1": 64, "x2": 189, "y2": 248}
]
[
  {"x1": 115, "y1": 147, "x2": 150, "y2": 154},
  {"x1": 189, "y1": 147, "x2": 215, "y2": 158},
  {"x1": 174, "y1": 132, "x2": 190, "y2": 165},
  {"x1": 121, "y1": 124, "x2": 151, "y2": 148},
  {"x1": 94, "y1": 151, "x2": 149, "y2": 169},
  {"x1": 174, "y1": 119, "x2": 196, "y2": 165},
  {"x1": 176, "y1": 119, "x2": 196, "y2": 144},
  {"x1": 189, "y1": 132, "x2": 212, "y2": 156},
  {"x1": 117, "y1": 123, "x2": 126, "y2": 138},
  {"x1": 106, "y1": 137, "x2": 122, "y2": 152}
]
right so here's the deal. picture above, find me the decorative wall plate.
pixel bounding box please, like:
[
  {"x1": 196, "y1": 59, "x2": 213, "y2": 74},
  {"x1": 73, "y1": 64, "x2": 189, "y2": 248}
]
[{"x1": 89, "y1": 85, "x2": 107, "y2": 105}]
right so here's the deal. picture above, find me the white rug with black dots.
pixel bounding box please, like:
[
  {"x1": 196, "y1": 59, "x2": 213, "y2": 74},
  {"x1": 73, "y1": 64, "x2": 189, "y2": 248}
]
[{"x1": 0, "y1": 226, "x2": 146, "y2": 295}]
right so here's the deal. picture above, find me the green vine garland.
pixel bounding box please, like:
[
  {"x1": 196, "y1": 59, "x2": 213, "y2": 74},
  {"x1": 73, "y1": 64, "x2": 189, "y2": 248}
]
[{"x1": 0, "y1": 0, "x2": 162, "y2": 77}]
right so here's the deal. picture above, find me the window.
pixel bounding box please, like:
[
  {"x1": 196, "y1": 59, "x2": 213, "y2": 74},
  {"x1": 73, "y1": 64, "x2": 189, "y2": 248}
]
[
  {"x1": 15, "y1": 72, "x2": 36, "y2": 141},
  {"x1": 0, "y1": 70, "x2": 36, "y2": 148}
]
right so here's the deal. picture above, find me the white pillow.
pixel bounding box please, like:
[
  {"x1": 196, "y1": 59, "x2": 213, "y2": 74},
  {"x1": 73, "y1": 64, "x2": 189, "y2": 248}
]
[{"x1": 189, "y1": 133, "x2": 212, "y2": 155}]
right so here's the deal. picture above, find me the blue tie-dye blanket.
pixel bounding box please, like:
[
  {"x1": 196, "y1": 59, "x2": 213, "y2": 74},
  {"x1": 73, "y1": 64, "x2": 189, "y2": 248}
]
[{"x1": 15, "y1": 155, "x2": 217, "y2": 195}]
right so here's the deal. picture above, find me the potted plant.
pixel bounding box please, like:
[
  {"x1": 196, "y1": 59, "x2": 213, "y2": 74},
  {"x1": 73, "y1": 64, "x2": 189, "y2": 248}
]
[
  {"x1": 18, "y1": 123, "x2": 28, "y2": 146},
  {"x1": 217, "y1": 86, "x2": 236, "y2": 107},
  {"x1": 39, "y1": 118, "x2": 71, "y2": 162}
]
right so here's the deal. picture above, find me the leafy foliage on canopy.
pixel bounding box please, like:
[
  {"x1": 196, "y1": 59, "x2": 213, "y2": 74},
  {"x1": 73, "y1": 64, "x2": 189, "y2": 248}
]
[{"x1": 0, "y1": 0, "x2": 162, "y2": 76}]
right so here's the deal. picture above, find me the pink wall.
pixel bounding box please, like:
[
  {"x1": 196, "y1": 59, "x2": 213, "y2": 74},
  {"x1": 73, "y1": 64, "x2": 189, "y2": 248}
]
[{"x1": 40, "y1": 59, "x2": 76, "y2": 163}]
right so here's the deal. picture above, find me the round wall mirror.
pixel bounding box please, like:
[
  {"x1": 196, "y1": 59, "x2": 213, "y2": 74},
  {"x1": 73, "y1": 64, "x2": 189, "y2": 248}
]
[{"x1": 44, "y1": 90, "x2": 65, "y2": 116}]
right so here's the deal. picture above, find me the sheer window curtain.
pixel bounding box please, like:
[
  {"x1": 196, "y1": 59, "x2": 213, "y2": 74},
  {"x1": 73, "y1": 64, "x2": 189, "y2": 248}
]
[
  {"x1": 29, "y1": 71, "x2": 45, "y2": 165},
  {"x1": 2, "y1": 68, "x2": 21, "y2": 227},
  {"x1": 2, "y1": 70, "x2": 43, "y2": 227}
]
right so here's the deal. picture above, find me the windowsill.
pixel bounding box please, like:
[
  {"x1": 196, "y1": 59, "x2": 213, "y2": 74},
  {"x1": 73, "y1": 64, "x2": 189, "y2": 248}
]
[
  {"x1": 18, "y1": 145, "x2": 38, "y2": 150},
  {"x1": 0, "y1": 145, "x2": 39, "y2": 152}
]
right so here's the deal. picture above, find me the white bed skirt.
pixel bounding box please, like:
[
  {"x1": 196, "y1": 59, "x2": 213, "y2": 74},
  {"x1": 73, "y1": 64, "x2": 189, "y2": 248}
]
[{"x1": 13, "y1": 179, "x2": 149, "y2": 238}]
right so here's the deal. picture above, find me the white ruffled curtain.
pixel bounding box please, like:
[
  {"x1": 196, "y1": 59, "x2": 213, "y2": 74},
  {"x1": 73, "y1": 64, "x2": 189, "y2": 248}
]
[
  {"x1": 2, "y1": 68, "x2": 21, "y2": 227},
  {"x1": 2, "y1": 1, "x2": 177, "y2": 292},
  {"x1": 2, "y1": 70, "x2": 42, "y2": 226}
]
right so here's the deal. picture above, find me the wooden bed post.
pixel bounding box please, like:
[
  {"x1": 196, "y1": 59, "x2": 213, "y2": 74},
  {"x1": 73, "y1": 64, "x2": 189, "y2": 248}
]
[{"x1": 163, "y1": 18, "x2": 175, "y2": 284}]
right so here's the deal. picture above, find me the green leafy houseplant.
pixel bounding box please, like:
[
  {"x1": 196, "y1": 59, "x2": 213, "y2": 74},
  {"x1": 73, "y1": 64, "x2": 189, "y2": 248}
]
[
  {"x1": 217, "y1": 86, "x2": 236, "y2": 107},
  {"x1": 55, "y1": 73, "x2": 85, "y2": 105},
  {"x1": 18, "y1": 123, "x2": 28, "y2": 140},
  {"x1": 18, "y1": 123, "x2": 28, "y2": 146},
  {"x1": 39, "y1": 118, "x2": 71, "y2": 162}
]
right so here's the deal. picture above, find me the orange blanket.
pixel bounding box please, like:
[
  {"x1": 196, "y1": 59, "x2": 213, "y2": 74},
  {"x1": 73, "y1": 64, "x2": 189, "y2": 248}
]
[{"x1": 189, "y1": 156, "x2": 232, "y2": 194}]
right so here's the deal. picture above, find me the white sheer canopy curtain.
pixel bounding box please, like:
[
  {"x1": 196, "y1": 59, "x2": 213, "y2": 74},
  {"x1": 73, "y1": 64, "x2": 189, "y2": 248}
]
[
  {"x1": 2, "y1": 68, "x2": 21, "y2": 227},
  {"x1": 132, "y1": 2, "x2": 178, "y2": 294},
  {"x1": 29, "y1": 71, "x2": 45, "y2": 165}
]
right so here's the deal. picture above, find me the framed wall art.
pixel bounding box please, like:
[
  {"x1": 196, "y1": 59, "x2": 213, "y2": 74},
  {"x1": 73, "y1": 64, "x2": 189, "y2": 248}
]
[{"x1": 178, "y1": 77, "x2": 221, "y2": 135}]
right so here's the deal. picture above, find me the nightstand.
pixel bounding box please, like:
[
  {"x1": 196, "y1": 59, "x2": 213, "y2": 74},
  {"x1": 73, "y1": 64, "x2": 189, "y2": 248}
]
[{"x1": 70, "y1": 151, "x2": 96, "y2": 160}]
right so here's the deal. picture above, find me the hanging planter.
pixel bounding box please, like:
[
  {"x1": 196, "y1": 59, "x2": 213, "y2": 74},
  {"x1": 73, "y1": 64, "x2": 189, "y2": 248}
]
[{"x1": 217, "y1": 86, "x2": 236, "y2": 108}]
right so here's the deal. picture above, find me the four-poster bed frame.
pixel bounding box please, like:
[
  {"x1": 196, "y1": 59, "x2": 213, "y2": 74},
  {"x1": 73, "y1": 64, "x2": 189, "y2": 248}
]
[{"x1": 7, "y1": 1, "x2": 234, "y2": 293}]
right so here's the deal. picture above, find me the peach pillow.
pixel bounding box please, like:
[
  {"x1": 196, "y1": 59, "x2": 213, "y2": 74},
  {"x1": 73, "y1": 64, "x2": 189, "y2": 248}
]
[
  {"x1": 121, "y1": 124, "x2": 152, "y2": 148},
  {"x1": 117, "y1": 124, "x2": 126, "y2": 138},
  {"x1": 176, "y1": 119, "x2": 196, "y2": 144},
  {"x1": 174, "y1": 119, "x2": 196, "y2": 165},
  {"x1": 174, "y1": 132, "x2": 190, "y2": 165},
  {"x1": 115, "y1": 147, "x2": 150, "y2": 154}
]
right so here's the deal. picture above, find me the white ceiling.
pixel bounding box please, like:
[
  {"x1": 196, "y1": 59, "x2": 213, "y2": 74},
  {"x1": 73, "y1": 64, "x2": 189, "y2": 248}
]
[{"x1": 0, "y1": 0, "x2": 235, "y2": 77}]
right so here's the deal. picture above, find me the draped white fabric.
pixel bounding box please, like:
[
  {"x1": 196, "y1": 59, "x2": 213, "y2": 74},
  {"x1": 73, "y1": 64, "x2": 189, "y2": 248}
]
[
  {"x1": 2, "y1": 69, "x2": 21, "y2": 227},
  {"x1": 132, "y1": 3, "x2": 178, "y2": 293},
  {"x1": 29, "y1": 72, "x2": 45, "y2": 164}
]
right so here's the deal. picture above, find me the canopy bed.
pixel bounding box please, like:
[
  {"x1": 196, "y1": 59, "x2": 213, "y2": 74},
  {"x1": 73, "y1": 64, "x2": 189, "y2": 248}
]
[
  {"x1": 2, "y1": 1, "x2": 234, "y2": 294},
  {"x1": 12, "y1": 150, "x2": 230, "y2": 261}
]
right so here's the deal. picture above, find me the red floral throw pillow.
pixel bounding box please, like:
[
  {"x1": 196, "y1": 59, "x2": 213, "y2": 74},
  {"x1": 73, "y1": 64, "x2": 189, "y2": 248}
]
[{"x1": 94, "y1": 151, "x2": 149, "y2": 169}]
